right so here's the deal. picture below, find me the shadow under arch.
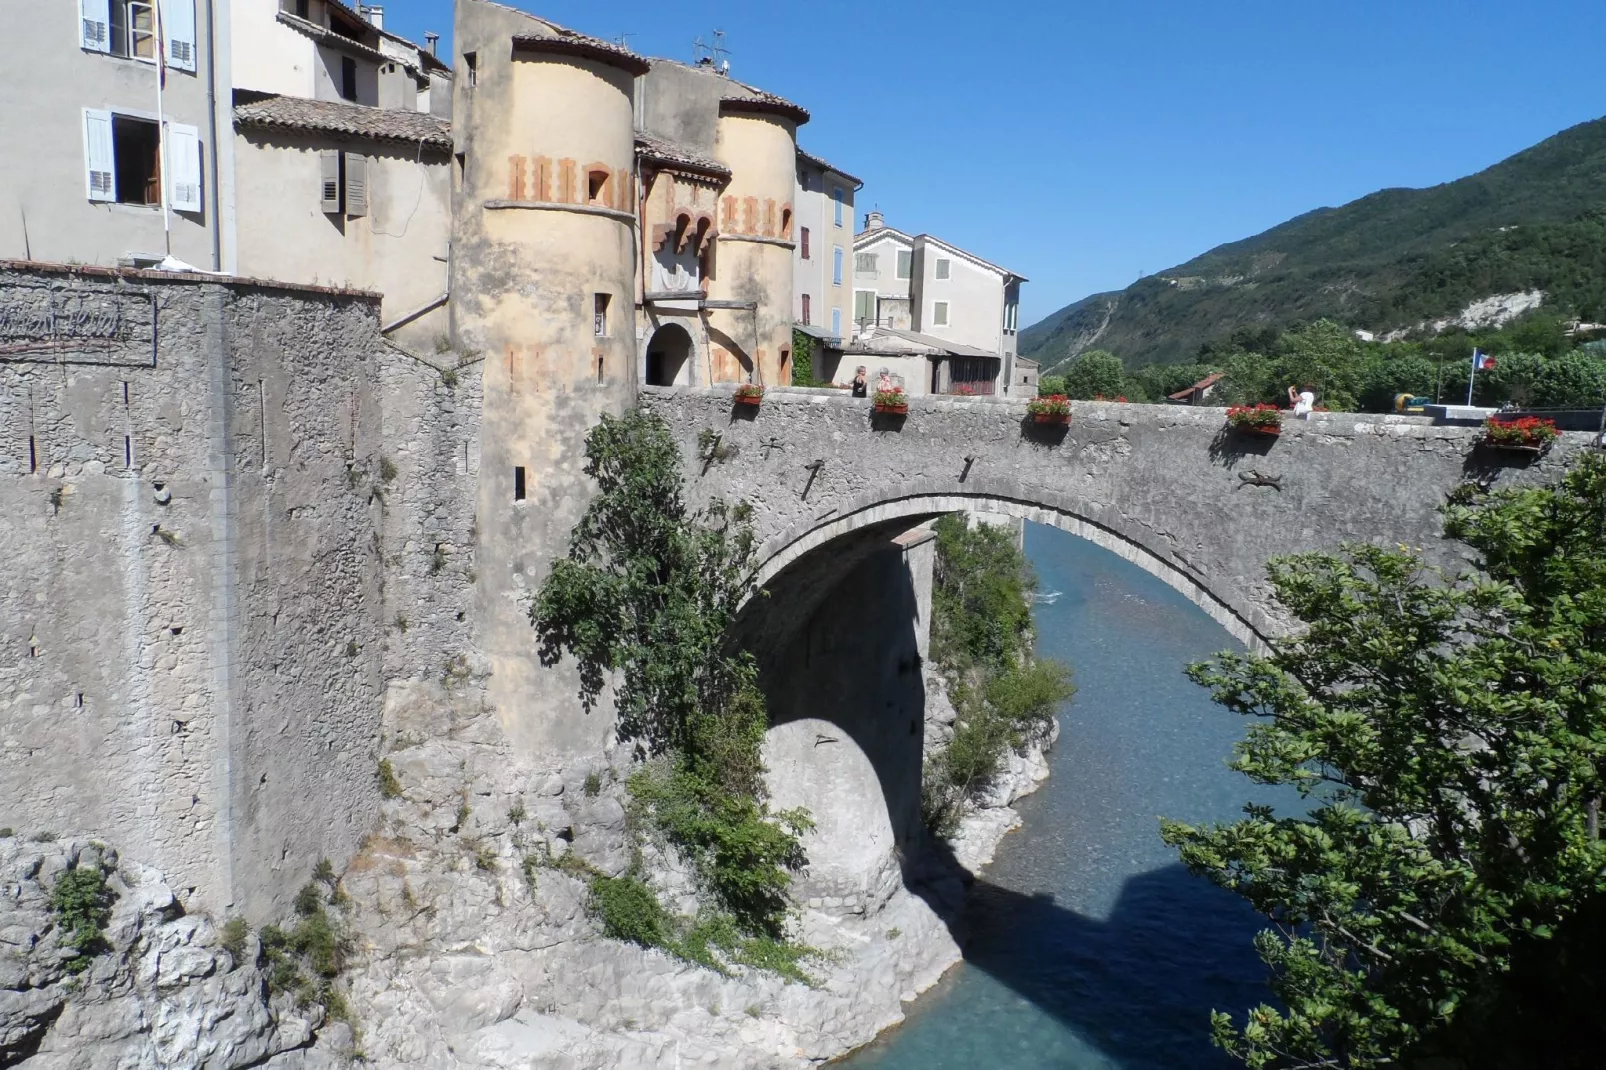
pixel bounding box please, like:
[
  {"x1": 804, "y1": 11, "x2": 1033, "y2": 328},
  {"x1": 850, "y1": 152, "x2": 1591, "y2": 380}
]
[{"x1": 748, "y1": 488, "x2": 1273, "y2": 655}]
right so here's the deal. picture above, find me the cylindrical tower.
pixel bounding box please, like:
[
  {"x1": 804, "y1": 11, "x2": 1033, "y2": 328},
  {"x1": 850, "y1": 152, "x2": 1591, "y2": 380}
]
[
  {"x1": 706, "y1": 94, "x2": 808, "y2": 387},
  {"x1": 451, "y1": 1, "x2": 647, "y2": 757}
]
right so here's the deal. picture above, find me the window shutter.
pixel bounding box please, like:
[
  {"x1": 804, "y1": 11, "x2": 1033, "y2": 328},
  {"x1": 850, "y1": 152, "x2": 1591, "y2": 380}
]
[
  {"x1": 83, "y1": 109, "x2": 116, "y2": 202},
  {"x1": 166, "y1": 122, "x2": 202, "y2": 212},
  {"x1": 80, "y1": 0, "x2": 111, "y2": 51},
  {"x1": 344, "y1": 153, "x2": 368, "y2": 217},
  {"x1": 320, "y1": 150, "x2": 341, "y2": 213},
  {"x1": 162, "y1": 0, "x2": 197, "y2": 71}
]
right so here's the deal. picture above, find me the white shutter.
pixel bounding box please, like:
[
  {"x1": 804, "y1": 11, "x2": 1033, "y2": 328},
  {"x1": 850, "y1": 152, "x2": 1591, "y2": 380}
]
[
  {"x1": 166, "y1": 122, "x2": 202, "y2": 212},
  {"x1": 320, "y1": 150, "x2": 341, "y2": 213},
  {"x1": 80, "y1": 0, "x2": 111, "y2": 51},
  {"x1": 83, "y1": 109, "x2": 116, "y2": 202},
  {"x1": 162, "y1": 0, "x2": 197, "y2": 71},
  {"x1": 344, "y1": 153, "x2": 367, "y2": 218}
]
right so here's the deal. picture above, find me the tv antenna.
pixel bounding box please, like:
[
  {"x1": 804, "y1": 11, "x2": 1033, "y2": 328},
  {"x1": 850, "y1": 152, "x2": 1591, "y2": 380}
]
[
  {"x1": 692, "y1": 30, "x2": 731, "y2": 74},
  {"x1": 615, "y1": 32, "x2": 635, "y2": 50}
]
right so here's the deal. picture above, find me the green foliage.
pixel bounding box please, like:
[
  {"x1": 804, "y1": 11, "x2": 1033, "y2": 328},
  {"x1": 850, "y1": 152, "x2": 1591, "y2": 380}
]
[
  {"x1": 260, "y1": 865, "x2": 352, "y2": 1016},
  {"x1": 220, "y1": 917, "x2": 250, "y2": 966},
  {"x1": 532, "y1": 406, "x2": 812, "y2": 963},
  {"x1": 378, "y1": 457, "x2": 398, "y2": 483},
  {"x1": 1036, "y1": 374, "x2": 1066, "y2": 397},
  {"x1": 376, "y1": 758, "x2": 402, "y2": 800},
  {"x1": 923, "y1": 516, "x2": 1075, "y2": 833},
  {"x1": 50, "y1": 864, "x2": 115, "y2": 972},
  {"x1": 588, "y1": 874, "x2": 671, "y2": 947},
  {"x1": 583, "y1": 772, "x2": 602, "y2": 798},
  {"x1": 1021, "y1": 116, "x2": 1606, "y2": 368},
  {"x1": 790, "y1": 328, "x2": 817, "y2": 386},
  {"x1": 1059, "y1": 349, "x2": 1126, "y2": 400},
  {"x1": 1163, "y1": 453, "x2": 1606, "y2": 1069}
]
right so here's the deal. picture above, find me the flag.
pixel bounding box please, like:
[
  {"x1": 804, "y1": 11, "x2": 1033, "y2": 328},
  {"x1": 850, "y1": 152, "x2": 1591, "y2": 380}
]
[{"x1": 1473, "y1": 349, "x2": 1496, "y2": 371}]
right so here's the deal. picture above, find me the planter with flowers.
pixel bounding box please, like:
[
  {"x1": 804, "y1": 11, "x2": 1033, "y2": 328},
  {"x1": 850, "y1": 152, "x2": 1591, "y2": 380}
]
[
  {"x1": 733, "y1": 383, "x2": 765, "y2": 407},
  {"x1": 1226, "y1": 404, "x2": 1284, "y2": 436},
  {"x1": 1027, "y1": 394, "x2": 1072, "y2": 425},
  {"x1": 1482, "y1": 415, "x2": 1558, "y2": 454},
  {"x1": 873, "y1": 388, "x2": 908, "y2": 415}
]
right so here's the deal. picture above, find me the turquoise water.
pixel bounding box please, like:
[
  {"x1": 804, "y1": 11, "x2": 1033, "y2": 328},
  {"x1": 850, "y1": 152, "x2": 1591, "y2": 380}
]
[{"x1": 841, "y1": 523, "x2": 1284, "y2": 1069}]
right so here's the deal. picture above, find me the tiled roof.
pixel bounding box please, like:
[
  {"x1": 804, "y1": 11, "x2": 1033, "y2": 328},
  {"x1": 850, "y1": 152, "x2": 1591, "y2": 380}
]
[
  {"x1": 720, "y1": 89, "x2": 810, "y2": 125},
  {"x1": 1168, "y1": 372, "x2": 1224, "y2": 400},
  {"x1": 797, "y1": 148, "x2": 860, "y2": 186},
  {"x1": 235, "y1": 96, "x2": 452, "y2": 150},
  {"x1": 635, "y1": 133, "x2": 730, "y2": 179},
  {"x1": 511, "y1": 29, "x2": 651, "y2": 75}
]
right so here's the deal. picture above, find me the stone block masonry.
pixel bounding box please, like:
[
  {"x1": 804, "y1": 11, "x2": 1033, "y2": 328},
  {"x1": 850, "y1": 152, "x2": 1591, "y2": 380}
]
[{"x1": 0, "y1": 262, "x2": 482, "y2": 921}]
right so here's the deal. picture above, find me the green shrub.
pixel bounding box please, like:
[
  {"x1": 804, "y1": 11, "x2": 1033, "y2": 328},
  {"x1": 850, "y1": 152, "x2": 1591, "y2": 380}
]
[
  {"x1": 376, "y1": 759, "x2": 402, "y2": 800},
  {"x1": 220, "y1": 917, "x2": 250, "y2": 966},
  {"x1": 1037, "y1": 374, "x2": 1066, "y2": 397},
  {"x1": 50, "y1": 864, "x2": 115, "y2": 972},
  {"x1": 587, "y1": 875, "x2": 670, "y2": 947},
  {"x1": 583, "y1": 772, "x2": 601, "y2": 798}
]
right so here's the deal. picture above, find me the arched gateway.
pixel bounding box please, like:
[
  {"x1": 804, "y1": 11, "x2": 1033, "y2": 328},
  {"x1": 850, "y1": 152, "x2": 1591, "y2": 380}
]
[{"x1": 638, "y1": 385, "x2": 1589, "y2": 907}]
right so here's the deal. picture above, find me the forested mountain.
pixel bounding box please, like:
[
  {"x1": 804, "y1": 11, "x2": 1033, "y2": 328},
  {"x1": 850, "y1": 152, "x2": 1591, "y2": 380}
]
[{"x1": 1022, "y1": 116, "x2": 1606, "y2": 370}]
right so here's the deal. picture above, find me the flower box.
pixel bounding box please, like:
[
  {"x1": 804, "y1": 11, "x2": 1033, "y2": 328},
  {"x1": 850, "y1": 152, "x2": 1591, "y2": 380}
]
[
  {"x1": 1027, "y1": 394, "x2": 1071, "y2": 424},
  {"x1": 873, "y1": 388, "x2": 908, "y2": 414},
  {"x1": 733, "y1": 384, "x2": 765, "y2": 405},
  {"x1": 1226, "y1": 404, "x2": 1283, "y2": 435},
  {"x1": 1483, "y1": 415, "x2": 1558, "y2": 452}
]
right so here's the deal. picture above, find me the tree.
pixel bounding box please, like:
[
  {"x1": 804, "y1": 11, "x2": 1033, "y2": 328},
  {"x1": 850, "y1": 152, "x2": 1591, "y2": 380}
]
[
  {"x1": 1163, "y1": 453, "x2": 1606, "y2": 1069},
  {"x1": 532, "y1": 408, "x2": 810, "y2": 944},
  {"x1": 1274, "y1": 319, "x2": 1365, "y2": 410},
  {"x1": 1060, "y1": 348, "x2": 1127, "y2": 400}
]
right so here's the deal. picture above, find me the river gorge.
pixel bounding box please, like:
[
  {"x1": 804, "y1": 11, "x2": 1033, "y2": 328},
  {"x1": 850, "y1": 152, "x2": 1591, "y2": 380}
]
[{"x1": 843, "y1": 523, "x2": 1287, "y2": 1069}]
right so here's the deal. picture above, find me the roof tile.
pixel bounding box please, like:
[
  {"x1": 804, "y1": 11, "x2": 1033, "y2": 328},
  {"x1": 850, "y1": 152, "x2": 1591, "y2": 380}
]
[{"x1": 235, "y1": 95, "x2": 452, "y2": 150}]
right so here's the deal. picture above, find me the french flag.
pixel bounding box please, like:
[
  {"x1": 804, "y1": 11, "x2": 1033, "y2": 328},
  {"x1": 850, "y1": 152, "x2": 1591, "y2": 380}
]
[{"x1": 1473, "y1": 349, "x2": 1496, "y2": 371}]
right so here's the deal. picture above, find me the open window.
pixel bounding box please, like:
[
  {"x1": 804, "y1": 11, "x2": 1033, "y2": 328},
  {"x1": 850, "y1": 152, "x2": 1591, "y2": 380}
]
[
  {"x1": 593, "y1": 293, "x2": 610, "y2": 337},
  {"x1": 85, "y1": 109, "x2": 201, "y2": 209},
  {"x1": 586, "y1": 167, "x2": 612, "y2": 207}
]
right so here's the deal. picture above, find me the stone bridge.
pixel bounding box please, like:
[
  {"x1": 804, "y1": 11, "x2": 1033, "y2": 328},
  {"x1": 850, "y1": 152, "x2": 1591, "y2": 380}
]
[{"x1": 640, "y1": 385, "x2": 1591, "y2": 907}]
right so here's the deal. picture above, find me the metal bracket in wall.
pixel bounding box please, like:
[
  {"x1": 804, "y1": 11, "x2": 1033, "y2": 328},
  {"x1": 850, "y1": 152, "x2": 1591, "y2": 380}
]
[
  {"x1": 759, "y1": 437, "x2": 785, "y2": 458},
  {"x1": 801, "y1": 459, "x2": 825, "y2": 500},
  {"x1": 960, "y1": 455, "x2": 976, "y2": 482}
]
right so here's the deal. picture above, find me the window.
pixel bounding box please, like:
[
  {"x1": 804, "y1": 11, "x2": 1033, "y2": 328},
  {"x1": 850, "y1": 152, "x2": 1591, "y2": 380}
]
[
  {"x1": 513, "y1": 466, "x2": 526, "y2": 501},
  {"x1": 831, "y1": 307, "x2": 842, "y2": 338},
  {"x1": 832, "y1": 246, "x2": 843, "y2": 286},
  {"x1": 832, "y1": 186, "x2": 844, "y2": 226},
  {"x1": 854, "y1": 289, "x2": 876, "y2": 326},
  {"x1": 340, "y1": 57, "x2": 358, "y2": 101},
  {"x1": 464, "y1": 51, "x2": 478, "y2": 87},
  {"x1": 112, "y1": 1, "x2": 155, "y2": 60},
  {"x1": 587, "y1": 168, "x2": 610, "y2": 204},
  {"x1": 935, "y1": 257, "x2": 951, "y2": 280},
  {"x1": 801, "y1": 294, "x2": 811, "y2": 325},
  {"x1": 855, "y1": 252, "x2": 877, "y2": 276},
  {"x1": 83, "y1": 0, "x2": 194, "y2": 69},
  {"x1": 594, "y1": 293, "x2": 610, "y2": 337},
  {"x1": 1004, "y1": 300, "x2": 1019, "y2": 333},
  {"x1": 295, "y1": 0, "x2": 309, "y2": 17},
  {"x1": 800, "y1": 226, "x2": 810, "y2": 260},
  {"x1": 896, "y1": 250, "x2": 912, "y2": 279},
  {"x1": 780, "y1": 207, "x2": 792, "y2": 240},
  {"x1": 933, "y1": 301, "x2": 950, "y2": 327},
  {"x1": 318, "y1": 149, "x2": 366, "y2": 216}
]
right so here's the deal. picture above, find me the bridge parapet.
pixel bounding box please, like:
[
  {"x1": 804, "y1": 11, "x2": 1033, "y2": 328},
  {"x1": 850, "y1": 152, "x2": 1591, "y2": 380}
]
[{"x1": 642, "y1": 385, "x2": 1592, "y2": 647}]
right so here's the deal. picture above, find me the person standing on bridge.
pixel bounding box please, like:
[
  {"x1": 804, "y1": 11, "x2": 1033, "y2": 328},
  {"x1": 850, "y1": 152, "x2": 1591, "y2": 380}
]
[
  {"x1": 1289, "y1": 383, "x2": 1316, "y2": 419},
  {"x1": 851, "y1": 366, "x2": 868, "y2": 398}
]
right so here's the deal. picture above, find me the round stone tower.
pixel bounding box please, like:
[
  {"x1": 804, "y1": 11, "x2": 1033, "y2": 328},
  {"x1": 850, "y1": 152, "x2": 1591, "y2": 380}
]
[
  {"x1": 707, "y1": 93, "x2": 808, "y2": 387},
  {"x1": 450, "y1": 0, "x2": 648, "y2": 756}
]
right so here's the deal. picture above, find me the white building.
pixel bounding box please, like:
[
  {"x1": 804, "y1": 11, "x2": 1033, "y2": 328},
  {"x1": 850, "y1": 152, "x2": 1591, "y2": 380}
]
[
  {"x1": 850, "y1": 212, "x2": 1027, "y2": 394},
  {"x1": 793, "y1": 149, "x2": 860, "y2": 351}
]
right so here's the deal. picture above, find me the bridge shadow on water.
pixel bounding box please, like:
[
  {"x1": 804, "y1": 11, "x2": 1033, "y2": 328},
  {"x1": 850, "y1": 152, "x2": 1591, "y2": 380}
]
[{"x1": 894, "y1": 837, "x2": 1269, "y2": 1069}]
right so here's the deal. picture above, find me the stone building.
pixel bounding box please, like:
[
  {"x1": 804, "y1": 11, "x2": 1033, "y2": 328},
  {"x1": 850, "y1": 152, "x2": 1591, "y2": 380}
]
[{"x1": 850, "y1": 211, "x2": 1027, "y2": 394}]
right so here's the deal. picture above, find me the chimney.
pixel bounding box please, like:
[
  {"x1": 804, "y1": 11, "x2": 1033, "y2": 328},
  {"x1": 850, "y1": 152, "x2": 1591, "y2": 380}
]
[
  {"x1": 865, "y1": 210, "x2": 885, "y2": 231},
  {"x1": 362, "y1": 4, "x2": 384, "y2": 29},
  {"x1": 424, "y1": 31, "x2": 439, "y2": 56}
]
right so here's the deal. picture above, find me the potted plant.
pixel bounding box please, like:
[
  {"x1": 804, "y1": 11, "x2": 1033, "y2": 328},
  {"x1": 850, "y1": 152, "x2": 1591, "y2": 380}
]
[
  {"x1": 1027, "y1": 394, "x2": 1072, "y2": 424},
  {"x1": 1226, "y1": 403, "x2": 1284, "y2": 436},
  {"x1": 1483, "y1": 415, "x2": 1559, "y2": 453},
  {"x1": 733, "y1": 383, "x2": 765, "y2": 406},
  {"x1": 873, "y1": 388, "x2": 908, "y2": 415}
]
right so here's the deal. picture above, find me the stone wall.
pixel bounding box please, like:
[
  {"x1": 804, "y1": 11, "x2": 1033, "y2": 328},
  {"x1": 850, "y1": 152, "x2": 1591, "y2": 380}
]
[
  {"x1": 643, "y1": 385, "x2": 1594, "y2": 648},
  {"x1": 0, "y1": 262, "x2": 480, "y2": 920}
]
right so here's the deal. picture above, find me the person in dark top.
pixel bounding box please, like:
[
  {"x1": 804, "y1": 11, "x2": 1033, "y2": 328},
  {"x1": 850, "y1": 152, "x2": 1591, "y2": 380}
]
[{"x1": 851, "y1": 366, "x2": 868, "y2": 398}]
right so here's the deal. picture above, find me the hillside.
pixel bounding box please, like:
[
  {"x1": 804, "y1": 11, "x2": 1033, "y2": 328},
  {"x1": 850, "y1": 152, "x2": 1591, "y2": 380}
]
[{"x1": 1021, "y1": 115, "x2": 1606, "y2": 369}]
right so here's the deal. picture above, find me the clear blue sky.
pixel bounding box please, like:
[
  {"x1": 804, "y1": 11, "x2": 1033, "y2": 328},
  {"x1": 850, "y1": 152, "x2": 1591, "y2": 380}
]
[{"x1": 379, "y1": 0, "x2": 1606, "y2": 329}]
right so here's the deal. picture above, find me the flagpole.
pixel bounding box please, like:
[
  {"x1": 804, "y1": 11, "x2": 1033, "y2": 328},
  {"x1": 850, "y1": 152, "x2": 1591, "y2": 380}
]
[
  {"x1": 153, "y1": 0, "x2": 172, "y2": 257},
  {"x1": 1466, "y1": 349, "x2": 1477, "y2": 406}
]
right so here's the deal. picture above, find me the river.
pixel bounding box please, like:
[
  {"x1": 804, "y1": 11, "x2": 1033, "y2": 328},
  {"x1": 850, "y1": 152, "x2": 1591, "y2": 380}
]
[{"x1": 841, "y1": 522, "x2": 1286, "y2": 1070}]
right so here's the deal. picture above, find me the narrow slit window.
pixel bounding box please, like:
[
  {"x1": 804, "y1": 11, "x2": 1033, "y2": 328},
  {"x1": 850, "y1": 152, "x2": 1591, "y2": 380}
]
[
  {"x1": 464, "y1": 52, "x2": 478, "y2": 88},
  {"x1": 124, "y1": 435, "x2": 132, "y2": 468},
  {"x1": 513, "y1": 466, "x2": 526, "y2": 501},
  {"x1": 28, "y1": 435, "x2": 37, "y2": 473},
  {"x1": 340, "y1": 57, "x2": 358, "y2": 102},
  {"x1": 593, "y1": 293, "x2": 610, "y2": 337},
  {"x1": 597, "y1": 355, "x2": 605, "y2": 383}
]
